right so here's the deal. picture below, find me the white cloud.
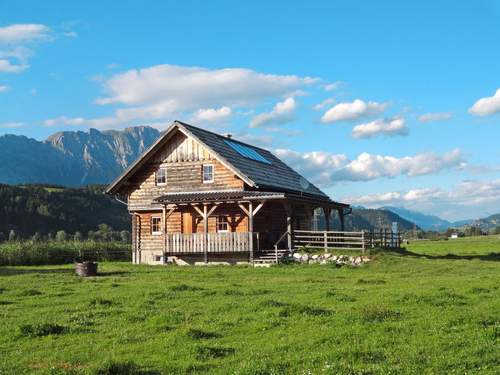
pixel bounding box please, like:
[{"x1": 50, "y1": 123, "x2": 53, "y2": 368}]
[
  {"x1": 418, "y1": 112, "x2": 453, "y2": 122},
  {"x1": 320, "y1": 99, "x2": 388, "y2": 123},
  {"x1": 64, "y1": 31, "x2": 78, "y2": 38},
  {"x1": 0, "y1": 84, "x2": 9, "y2": 92},
  {"x1": 0, "y1": 59, "x2": 28, "y2": 73},
  {"x1": 0, "y1": 122, "x2": 24, "y2": 128},
  {"x1": 323, "y1": 81, "x2": 344, "y2": 91},
  {"x1": 192, "y1": 106, "x2": 232, "y2": 123},
  {"x1": 0, "y1": 24, "x2": 50, "y2": 43},
  {"x1": 347, "y1": 179, "x2": 500, "y2": 221},
  {"x1": 96, "y1": 64, "x2": 317, "y2": 109},
  {"x1": 0, "y1": 24, "x2": 51, "y2": 75},
  {"x1": 249, "y1": 97, "x2": 296, "y2": 128},
  {"x1": 44, "y1": 116, "x2": 86, "y2": 127},
  {"x1": 352, "y1": 117, "x2": 408, "y2": 138},
  {"x1": 275, "y1": 148, "x2": 466, "y2": 187},
  {"x1": 469, "y1": 88, "x2": 500, "y2": 116},
  {"x1": 313, "y1": 97, "x2": 335, "y2": 111},
  {"x1": 49, "y1": 65, "x2": 316, "y2": 130}
]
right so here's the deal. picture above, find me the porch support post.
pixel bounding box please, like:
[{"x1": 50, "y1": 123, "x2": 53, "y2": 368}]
[
  {"x1": 323, "y1": 207, "x2": 331, "y2": 231},
  {"x1": 338, "y1": 208, "x2": 345, "y2": 231},
  {"x1": 163, "y1": 205, "x2": 175, "y2": 260},
  {"x1": 248, "y1": 201, "x2": 254, "y2": 264},
  {"x1": 203, "y1": 204, "x2": 208, "y2": 263},
  {"x1": 284, "y1": 202, "x2": 293, "y2": 251}
]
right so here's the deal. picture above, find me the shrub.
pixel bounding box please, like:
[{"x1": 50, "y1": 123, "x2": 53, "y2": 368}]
[{"x1": 19, "y1": 323, "x2": 67, "y2": 337}]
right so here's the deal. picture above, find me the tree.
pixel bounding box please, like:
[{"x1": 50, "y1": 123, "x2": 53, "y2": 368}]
[
  {"x1": 120, "y1": 230, "x2": 131, "y2": 243},
  {"x1": 55, "y1": 230, "x2": 67, "y2": 242},
  {"x1": 74, "y1": 231, "x2": 83, "y2": 242},
  {"x1": 32, "y1": 232, "x2": 42, "y2": 242},
  {"x1": 8, "y1": 229, "x2": 17, "y2": 241}
]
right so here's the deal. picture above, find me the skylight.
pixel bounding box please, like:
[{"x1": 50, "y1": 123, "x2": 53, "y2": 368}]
[{"x1": 224, "y1": 140, "x2": 271, "y2": 164}]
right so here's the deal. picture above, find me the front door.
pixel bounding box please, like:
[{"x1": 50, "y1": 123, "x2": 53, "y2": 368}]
[{"x1": 182, "y1": 211, "x2": 193, "y2": 234}]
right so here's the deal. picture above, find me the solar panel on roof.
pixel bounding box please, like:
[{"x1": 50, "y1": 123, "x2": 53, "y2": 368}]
[{"x1": 224, "y1": 139, "x2": 272, "y2": 164}]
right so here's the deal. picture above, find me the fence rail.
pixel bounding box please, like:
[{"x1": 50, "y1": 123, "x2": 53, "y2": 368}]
[{"x1": 294, "y1": 230, "x2": 402, "y2": 253}]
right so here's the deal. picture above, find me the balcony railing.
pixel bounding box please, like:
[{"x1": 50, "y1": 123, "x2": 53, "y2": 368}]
[{"x1": 165, "y1": 232, "x2": 258, "y2": 253}]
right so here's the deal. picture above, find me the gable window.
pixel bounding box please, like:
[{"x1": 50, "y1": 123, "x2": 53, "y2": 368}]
[
  {"x1": 151, "y1": 217, "x2": 162, "y2": 235},
  {"x1": 156, "y1": 168, "x2": 167, "y2": 185},
  {"x1": 202, "y1": 164, "x2": 214, "y2": 183},
  {"x1": 216, "y1": 216, "x2": 229, "y2": 232}
]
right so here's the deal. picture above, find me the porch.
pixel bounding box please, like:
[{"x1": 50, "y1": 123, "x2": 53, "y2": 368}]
[{"x1": 131, "y1": 190, "x2": 350, "y2": 265}]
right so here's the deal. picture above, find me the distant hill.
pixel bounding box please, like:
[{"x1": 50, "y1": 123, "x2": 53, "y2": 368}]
[
  {"x1": 315, "y1": 207, "x2": 419, "y2": 232},
  {"x1": 0, "y1": 126, "x2": 160, "y2": 186},
  {"x1": 348, "y1": 208, "x2": 419, "y2": 231},
  {"x1": 0, "y1": 184, "x2": 129, "y2": 239},
  {"x1": 466, "y1": 214, "x2": 500, "y2": 231},
  {"x1": 381, "y1": 206, "x2": 452, "y2": 231}
]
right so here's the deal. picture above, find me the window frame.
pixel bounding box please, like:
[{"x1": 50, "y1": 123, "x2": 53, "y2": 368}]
[
  {"x1": 202, "y1": 164, "x2": 214, "y2": 184},
  {"x1": 216, "y1": 216, "x2": 229, "y2": 233},
  {"x1": 151, "y1": 216, "x2": 162, "y2": 235},
  {"x1": 155, "y1": 167, "x2": 167, "y2": 186}
]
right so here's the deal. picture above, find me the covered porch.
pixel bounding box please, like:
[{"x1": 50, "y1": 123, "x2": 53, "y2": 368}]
[{"x1": 132, "y1": 190, "x2": 349, "y2": 265}]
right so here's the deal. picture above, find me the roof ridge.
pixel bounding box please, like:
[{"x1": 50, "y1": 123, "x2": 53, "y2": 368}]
[{"x1": 175, "y1": 120, "x2": 272, "y2": 153}]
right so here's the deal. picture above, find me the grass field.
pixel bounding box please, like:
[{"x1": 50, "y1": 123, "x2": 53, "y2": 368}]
[{"x1": 0, "y1": 236, "x2": 499, "y2": 374}]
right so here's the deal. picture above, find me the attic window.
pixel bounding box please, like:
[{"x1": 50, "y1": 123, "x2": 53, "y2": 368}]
[
  {"x1": 156, "y1": 168, "x2": 167, "y2": 185},
  {"x1": 203, "y1": 164, "x2": 214, "y2": 183},
  {"x1": 224, "y1": 140, "x2": 271, "y2": 164}
]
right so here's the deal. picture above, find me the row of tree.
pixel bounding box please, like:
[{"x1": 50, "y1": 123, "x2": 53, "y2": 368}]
[{"x1": 0, "y1": 224, "x2": 131, "y2": 243}]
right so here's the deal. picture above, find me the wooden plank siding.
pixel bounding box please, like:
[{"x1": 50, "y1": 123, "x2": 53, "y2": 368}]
[{"x1": 127, "y1": 131, "x2": 244, "y2": 211}]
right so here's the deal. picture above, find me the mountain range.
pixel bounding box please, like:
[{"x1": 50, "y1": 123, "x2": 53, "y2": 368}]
[{"x1": 0, "y1": 126, "x2": 160, "y2": 186}]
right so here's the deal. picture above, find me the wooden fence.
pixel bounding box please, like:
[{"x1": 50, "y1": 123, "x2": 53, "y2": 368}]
[{"x1": 293, "y1": 230, "x2": 402, "y2": 253}]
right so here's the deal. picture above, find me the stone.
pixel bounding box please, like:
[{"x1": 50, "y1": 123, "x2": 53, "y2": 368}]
[
  {"x1": 355, "y1": 257, "x2": 362, "y2": 264},
  {"x1": 324, "y1": 253, "x2": 331, "y2": 259},
  {"x1": 331, "y1": 255, "x2": 338, "y2": 261},
  {"x1": 312, "y1": 254, "x2": 319, "y2": 260},
  {"x1": 293, "y1": 252, "x2": 302, "y2": 260},
  {"x1": 362, "y1": 256, "x2": 370, "y2": 262},
  {"x1": 301, "y1": 254, "x2": 310, "y2": 262}
]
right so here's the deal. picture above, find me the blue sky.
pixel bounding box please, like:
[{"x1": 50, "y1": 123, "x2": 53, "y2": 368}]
[{"x1": 1, "y1": 0, "x2": 500, "y2": 220}]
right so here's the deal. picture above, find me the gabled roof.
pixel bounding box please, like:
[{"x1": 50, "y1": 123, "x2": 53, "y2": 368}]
[{"x1": 106, "y1": 121, "x2": 332, "y2": 201}]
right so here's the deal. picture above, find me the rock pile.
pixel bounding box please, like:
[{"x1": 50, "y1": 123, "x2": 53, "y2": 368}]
[{"x1": 289, "y1": 252, "x2": 371, "y2": 267}]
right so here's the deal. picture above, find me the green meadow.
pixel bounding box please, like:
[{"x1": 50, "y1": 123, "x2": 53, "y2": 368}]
[{"x1": 0, "y1": 236, "x2": 498, "y2": 374}]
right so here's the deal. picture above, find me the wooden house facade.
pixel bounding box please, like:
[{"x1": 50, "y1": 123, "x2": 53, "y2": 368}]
[{"x1": 106, "y1": 121, "x2": 349, "y2": 265}]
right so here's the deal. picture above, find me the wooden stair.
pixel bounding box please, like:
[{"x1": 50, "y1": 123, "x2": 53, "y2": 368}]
[{"x1": 253, "y1": 249, "x2": 290, "y2": 266}]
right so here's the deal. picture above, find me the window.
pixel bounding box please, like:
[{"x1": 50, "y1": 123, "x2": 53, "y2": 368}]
[
  {"x1": 202, "y1": 164, "x2": 214, "y2": 183},
  {"x1": 216, "y1": 216, "x2": 229, "y2": 232},
  {"x1": 151, "y1": 217, "x2": 162, "y2": 235},
  {"x1": 156, "y1": 168, "x2": 167, "y2": 185}
]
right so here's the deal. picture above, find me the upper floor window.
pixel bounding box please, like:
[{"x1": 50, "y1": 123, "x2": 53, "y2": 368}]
[
  {"x1": 216, "y1": 216, "x2": 229, "y2": 232},
  {"x1": 202, "y1": 164, "x2": 214, "y2": 183},
  {"x1": 156, "y1": 168, "x2": 167, "y2": 185},
  {"x1": 151, "y1": 216, "x2": 162, "y2": 235}
]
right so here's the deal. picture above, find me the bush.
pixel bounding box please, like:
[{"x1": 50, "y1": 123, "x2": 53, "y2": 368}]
[{"x1": 0, "y1": 240, "x2": 131, "y2": 266}]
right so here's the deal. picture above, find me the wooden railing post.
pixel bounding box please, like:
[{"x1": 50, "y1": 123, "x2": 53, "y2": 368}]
[
  {"x1": 362, "y1": 231, "x2": 365, "y2": 254},
  {"x1": 323, "y1": 231, "x2": 328, "y2": 251}
]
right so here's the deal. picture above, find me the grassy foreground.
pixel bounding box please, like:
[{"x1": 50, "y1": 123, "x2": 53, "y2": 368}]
[{"x1": 0, "y1": 237, "x2": 499, "y2": 374}]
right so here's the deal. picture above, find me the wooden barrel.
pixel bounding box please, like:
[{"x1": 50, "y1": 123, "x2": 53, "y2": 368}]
[{"x1": 75, "y1": 261, "x2": 98, "y2": 277}]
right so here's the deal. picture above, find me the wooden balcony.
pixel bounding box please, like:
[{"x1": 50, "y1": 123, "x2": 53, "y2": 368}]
[{"x1": 165, "y1": 232, "x2": 259, "y2": 254}]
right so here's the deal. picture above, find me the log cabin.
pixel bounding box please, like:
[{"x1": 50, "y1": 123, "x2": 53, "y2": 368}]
[{"x1": 106, "y1": 121, "x2": 350, "y2": 265}]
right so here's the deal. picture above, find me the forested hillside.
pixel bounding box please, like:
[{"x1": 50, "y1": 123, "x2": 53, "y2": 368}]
[{"x1": 0, "y1": 184, "x2": 129, "y2": 240}]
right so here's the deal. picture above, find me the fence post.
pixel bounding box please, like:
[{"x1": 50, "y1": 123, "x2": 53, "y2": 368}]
[
  {"x1": 362, "y1": 231, "x2": 365, "y2": 254},
  {"x1": 324, "y1": 231, "x2": 327, "y2": 252}
]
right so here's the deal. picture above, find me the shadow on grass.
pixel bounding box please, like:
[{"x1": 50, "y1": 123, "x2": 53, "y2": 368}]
[
  {"x1": 388, "y1": 247, "x2": 500, "y2": 262},
  {"x1": 0, "y1": 267, "x2": 131, "y2": 277},
  {"x1": 0, "y1": 268, "x2": 73, "y2": 276}
]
